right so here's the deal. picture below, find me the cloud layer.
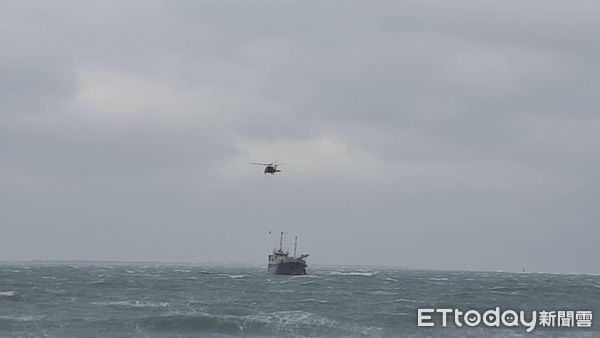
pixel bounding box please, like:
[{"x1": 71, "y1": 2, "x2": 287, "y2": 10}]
[{"x1": 1, "y1": 1, "x2": 599, "y2": 273}]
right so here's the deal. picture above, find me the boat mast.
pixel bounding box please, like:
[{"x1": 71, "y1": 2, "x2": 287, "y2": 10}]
[
  {"x1": 279, "y1": 231, "x2": 284, "y2": 252},
  {"x1": 294, "y1": 236, "x2": 298, "y2": 257}
]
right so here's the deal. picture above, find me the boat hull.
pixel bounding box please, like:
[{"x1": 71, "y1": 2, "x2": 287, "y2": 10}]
[{"x1": 268, "y1": 261, "x2": 307, "y2": 275}]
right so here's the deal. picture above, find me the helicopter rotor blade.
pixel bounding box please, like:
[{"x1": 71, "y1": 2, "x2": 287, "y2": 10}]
[{"x1": 249, "y1": 162, "x2": 271, "y2": 166}]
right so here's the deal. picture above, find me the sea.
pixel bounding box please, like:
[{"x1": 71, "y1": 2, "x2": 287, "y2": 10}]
[{"x1": 0, "y1": 262, "x2": 598, "y2": 337}]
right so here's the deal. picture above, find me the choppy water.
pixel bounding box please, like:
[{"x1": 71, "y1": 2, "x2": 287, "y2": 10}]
[{"x1": 1, "y1": 263, "x2": 598, "y2": 337}]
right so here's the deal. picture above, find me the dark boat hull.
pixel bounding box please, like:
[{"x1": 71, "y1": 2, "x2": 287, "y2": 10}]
[{"x1": 269, "y1": 261, "x2": 307, "y2": 275}]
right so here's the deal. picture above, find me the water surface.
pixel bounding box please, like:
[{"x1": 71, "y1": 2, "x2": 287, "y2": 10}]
[{"x1": 1, "y1": 263, "x2": 598, "y2": 337}]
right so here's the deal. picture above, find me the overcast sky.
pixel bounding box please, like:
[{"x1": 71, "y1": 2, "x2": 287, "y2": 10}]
[{"x1": 1, "y1": 1, "x2": 599, "y2": 273}]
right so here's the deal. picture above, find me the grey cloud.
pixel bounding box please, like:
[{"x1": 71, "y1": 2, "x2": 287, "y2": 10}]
[{"x1": 1, "y1": 1, "x2": 599, "y2": 273}]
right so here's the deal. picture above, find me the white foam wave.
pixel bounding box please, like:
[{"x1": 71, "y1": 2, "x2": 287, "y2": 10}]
[
  {"x1": 392, "y1": 298, "x2": 417, "y2": 303},
  {"x1": 248, "y1": 310, "x2": 381, "y2": 336},
  {"x1": 0, "y1": 315, "x2": 44, "y2": 321},
  {"x1": 300, "y1": 298, "x2": 329, "y2": 304},
  {"x1": 92, "y1": 300, "x2": 169, "y2": 308},
  {"x1": 428, "y1": 277, "x2": 449, "y2": 281},
  {"x1": 146, "y1": 310, "x2": 381, "y2": 336},
  {"x1": 330, "y1": 271, "x2": 376, "y2": 277},
  {"x1": 229, "y1": 275, "x2": 248, "y2": 278},
  {"x1": 289, "y1": 274, "x2": 315, "y2": 279},
  {"x1": 0, "y1": 291, "x2": 16, "y2": 297}
]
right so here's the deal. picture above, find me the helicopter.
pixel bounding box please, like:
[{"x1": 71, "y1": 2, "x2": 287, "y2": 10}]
[{"x1": 249, "y1": 162, "x2": 283, "y2": 175}]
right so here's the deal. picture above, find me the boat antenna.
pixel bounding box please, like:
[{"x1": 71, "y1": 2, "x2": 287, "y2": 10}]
[
  {"x1": 279, "y1": 231, "x2": 284, "y2": 252},
  {"x1": 294, "y1": 236, "x2": 298, "y2": 257}
]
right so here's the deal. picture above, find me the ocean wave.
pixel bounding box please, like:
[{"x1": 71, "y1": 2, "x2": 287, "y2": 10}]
[
  {"x1": 0, "y1": 291, "x2": 16, "y2": 297},
  {"x1": 92, "y1": 300, "x2": 169, "y2": 308},
  {"x1": 490, "y1": 290, "x2": 522, "y2": 296},
  {"x1": 300, "y1": 298, "x2": 329, "y2": 304},
  {"x1": 0, "y1": 315, "x2": 45, "y2": 322},
  {"x1": 330, "y1": 271, "x2": 376, "y2": 277},
  {"x1": 271, "y1": 289, "x2": 296, "y2": 293},
  {"x1": 370, "y1": 290, "x2": 396, "y2": 295},
  {"x1": 86, "y1": 278, "x2": 111, "y2": 285},
  {"x1": 392, "y1": 298, "x2": 417, "y2": 303},
  {"x1": 289, "y1": 274, "x2": 316, "y2": 279},
  {"x1": 228, "y1": 275, "x2": 248, "y2": 279},
  {"x1": 488, "y1": 285, "x2": 529, "y2": 292},
  {"x1": 139, "y1": 310, "x2": 381, "y2": 337}
]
